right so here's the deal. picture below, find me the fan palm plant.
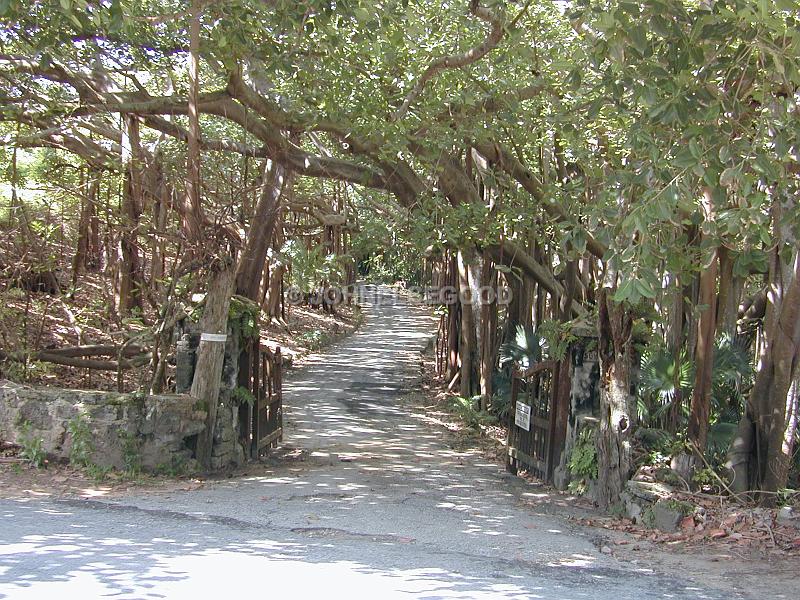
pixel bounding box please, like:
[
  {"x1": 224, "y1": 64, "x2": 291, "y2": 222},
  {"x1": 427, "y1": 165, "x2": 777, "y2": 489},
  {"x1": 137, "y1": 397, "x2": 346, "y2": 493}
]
[
  {"x1": 499, "y1": 324, "x2": 546, "y2": 370},
  {"x1": 637, "y1": 344, "x2": 693, "y2": 429}
]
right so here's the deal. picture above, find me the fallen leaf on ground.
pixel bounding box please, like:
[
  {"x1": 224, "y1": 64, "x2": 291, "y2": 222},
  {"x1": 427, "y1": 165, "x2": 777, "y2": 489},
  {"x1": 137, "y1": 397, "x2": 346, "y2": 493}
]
[{"x1": 709, "y1": 529, "x2": 728, "y2": 539}]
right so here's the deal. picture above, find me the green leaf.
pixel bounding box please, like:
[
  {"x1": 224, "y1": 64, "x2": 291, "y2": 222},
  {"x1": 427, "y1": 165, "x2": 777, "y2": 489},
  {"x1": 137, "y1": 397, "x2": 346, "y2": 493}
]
[
  {"x1": 754, "y1": 154, "x2": 778, "y2": 179},
  {"x1": 587, "y1": 97, "x2": 605, "y2": 119},
  {"x1": 719, "y1": 167, "x2": 739, "y2": 187},
  {"x1": 702, "y1": 164, "x2": 720, "y2": 187},
  {"x1": 572, "y1": 229, "x2": 587, "y2": 254},
  {"x1": 689, "y1": 138, "x2": 702, "y2": 159},
  {"x1": 613, "y1": 279, "x2": 637, "y2": 304},
  {"x1": 109, "y1": 0, "x2": 124, "y2": 31},
  {"x1": 354, "y1": 8, "x2": 371, "y2": 23},
  {"x1": 629, "y1": 26, "x2": 648, "y2": 53},
  {"x1": 673, "y1": 147, "x2": 696, "y2": 169},
  {"x1": 635, "y1": 278, "x2": 657, "y2": 300}
]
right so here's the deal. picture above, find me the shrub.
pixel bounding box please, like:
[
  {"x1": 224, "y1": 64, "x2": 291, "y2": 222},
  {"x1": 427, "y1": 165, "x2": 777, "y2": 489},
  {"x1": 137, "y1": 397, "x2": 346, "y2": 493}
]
[
  {"x1": 67, "y1": 414, "x2": 94, "y2": 467},
  {"x1": 18, "y1": 421, "x2": 45, "y2": 468}
]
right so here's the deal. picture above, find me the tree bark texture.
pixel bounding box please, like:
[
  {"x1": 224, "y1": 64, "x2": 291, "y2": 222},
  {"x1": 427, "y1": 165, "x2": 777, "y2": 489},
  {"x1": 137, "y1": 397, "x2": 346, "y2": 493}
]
[
  {"x1": 119, "y1": 115, "x2": 144, "y2": 314},
  {"x1": 191, "y1": 263, "x2": 237, "y2": 469},
  {"x1": 688, "y1": 249, "x2": 718, "y2": 452},
  {"x1": 182, "y1": 0, "x2": 205, "y2": 246},
  {"x1": 749, "y1": 252, "x2": 800, "y2": 496},
  {"x1": 596, "y1": 286, "x2": 636, "y2": 510},
  {"x1": 72, "y1": 170, "x2": 99, "y2": 285},
  {"x1": 235, "y1": 161, "x2": 287, "y2": 300},
  {"x1": 458, "y1": 249, "x2": 477, "y2": 399}
]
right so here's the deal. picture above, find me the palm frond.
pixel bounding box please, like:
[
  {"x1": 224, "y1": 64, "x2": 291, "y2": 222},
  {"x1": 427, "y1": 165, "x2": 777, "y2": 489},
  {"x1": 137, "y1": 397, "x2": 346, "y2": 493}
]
[{"x1": 499, "y1": 325, "x2": 544, "y2": 369}]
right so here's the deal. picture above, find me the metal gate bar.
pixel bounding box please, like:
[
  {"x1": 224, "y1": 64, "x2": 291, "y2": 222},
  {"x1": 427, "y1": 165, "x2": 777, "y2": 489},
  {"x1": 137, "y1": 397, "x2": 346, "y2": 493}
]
[
  {"x1": 239, "y1": 341, "x2": 283, "y2": 459},
  {"x1": 507, "y1": 360, "x2": 557, "y2": 481}
]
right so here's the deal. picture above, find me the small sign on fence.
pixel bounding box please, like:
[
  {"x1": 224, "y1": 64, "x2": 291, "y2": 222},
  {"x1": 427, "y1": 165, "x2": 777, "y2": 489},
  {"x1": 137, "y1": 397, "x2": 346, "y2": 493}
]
[{"x1": 514, "y1": 401, "x2": 531, "y2": 431}]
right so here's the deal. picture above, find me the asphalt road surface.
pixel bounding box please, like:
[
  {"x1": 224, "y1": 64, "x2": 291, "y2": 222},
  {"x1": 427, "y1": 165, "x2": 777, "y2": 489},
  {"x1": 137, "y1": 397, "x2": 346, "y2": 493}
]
[{"x1": 1, "y1": 285, "x2": 739, "y2": 599}]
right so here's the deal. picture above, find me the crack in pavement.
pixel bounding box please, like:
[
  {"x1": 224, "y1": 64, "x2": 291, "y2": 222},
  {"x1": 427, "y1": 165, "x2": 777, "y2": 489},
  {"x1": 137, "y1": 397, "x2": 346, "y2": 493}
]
[{"x1": 46, "y1": 497, "x2": 693, "y2": 594}]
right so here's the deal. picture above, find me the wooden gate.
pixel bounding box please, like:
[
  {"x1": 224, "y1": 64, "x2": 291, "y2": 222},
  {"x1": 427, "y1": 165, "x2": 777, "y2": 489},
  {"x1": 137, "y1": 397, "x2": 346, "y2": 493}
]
[
  {"x1": 239, "y1": 342, "x2": 283, "y2": 458},
  {"x1": 507, "y1": 360, "x2": 559, "y2": 481}
]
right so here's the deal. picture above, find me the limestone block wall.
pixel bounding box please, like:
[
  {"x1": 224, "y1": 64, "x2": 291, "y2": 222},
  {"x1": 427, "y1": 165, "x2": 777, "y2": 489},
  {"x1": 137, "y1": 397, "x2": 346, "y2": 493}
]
[{"x1": 0, "y1": 379, "x2": 207, "y2": 471}]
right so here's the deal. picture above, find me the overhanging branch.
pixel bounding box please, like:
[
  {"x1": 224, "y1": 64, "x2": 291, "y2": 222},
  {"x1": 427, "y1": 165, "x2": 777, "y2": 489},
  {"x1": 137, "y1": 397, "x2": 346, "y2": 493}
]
[{"x1": 391, "y1": 2, "x2": 506, "y2": 121}]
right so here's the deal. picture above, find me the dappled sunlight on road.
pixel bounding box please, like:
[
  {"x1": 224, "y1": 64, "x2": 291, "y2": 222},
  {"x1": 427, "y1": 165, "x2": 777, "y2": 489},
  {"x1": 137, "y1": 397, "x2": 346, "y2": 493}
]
[
  {"x1": 0, "y1": 500, "x2": 613, "y2": 600},
  {"x1": 0, "y1": 285, "x2": 730, "y2": 599}
]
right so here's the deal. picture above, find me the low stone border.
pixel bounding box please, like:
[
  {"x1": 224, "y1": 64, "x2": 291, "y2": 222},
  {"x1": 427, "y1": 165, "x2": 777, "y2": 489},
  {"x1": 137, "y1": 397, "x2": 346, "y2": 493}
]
[{"x1": 0, "y1": 379, "x2": 206, "y2": 472}]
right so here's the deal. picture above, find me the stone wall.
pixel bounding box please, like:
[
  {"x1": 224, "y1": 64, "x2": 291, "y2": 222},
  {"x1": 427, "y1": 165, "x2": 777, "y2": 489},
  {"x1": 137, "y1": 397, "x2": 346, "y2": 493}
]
[{"x1": 0, "y1": 379, "x2": 207, "y2": 472}]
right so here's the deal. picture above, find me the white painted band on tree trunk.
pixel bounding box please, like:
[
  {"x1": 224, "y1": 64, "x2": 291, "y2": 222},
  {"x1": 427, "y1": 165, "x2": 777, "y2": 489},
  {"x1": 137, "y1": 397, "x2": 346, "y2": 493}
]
[{"x1": 200, "y1": 333, "x2": 228, "y2": 343}]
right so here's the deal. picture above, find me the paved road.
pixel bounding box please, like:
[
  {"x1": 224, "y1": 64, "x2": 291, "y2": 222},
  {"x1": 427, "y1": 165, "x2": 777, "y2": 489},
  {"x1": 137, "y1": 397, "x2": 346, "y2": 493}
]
[{"x1": 1, "y1": 285, "x2": 737, "y2": 599}]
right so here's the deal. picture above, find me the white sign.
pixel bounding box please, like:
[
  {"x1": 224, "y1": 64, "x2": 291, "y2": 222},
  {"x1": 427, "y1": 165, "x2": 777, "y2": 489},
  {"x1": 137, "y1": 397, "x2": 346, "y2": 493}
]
[
  {"x1": 200, "y1": 333, "x2": 228, "y2": 343},
  {"x1": 515, "y1": 401, "x2": 531, "y2": 431}
]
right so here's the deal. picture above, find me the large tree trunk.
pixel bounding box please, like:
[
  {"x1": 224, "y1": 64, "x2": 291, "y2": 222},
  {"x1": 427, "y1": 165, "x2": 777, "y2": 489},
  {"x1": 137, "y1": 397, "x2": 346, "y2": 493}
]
[
  {"x1": 182, "y1": 0, "x2": 204, "y2": 245},
  {"x1": 688, "y1": 248, "x2": 718, "y2": 452},
  {"x1": 458, "y1": 249, "x2": 478, "y2": 399},
  {"x1": 72, "y1": 169, "x2": 99, "y2": 287},
  {"x1": 149, "y1": 151, "x2": 170, "y2": 289},
  {"x1": 467, "y1": 252, "x2": 487, "y2": 409},
  {"x1": 478, "y1": 258, "x2": 497, "y2": 411},
  {"x1": 119, "y1": 115, "x2": 144, "y2": 314},
  {"x1": 749, "y1": 252, "x2": 800, "y2": 497},
  {"x1": 445, "y1": 255, "x2": 460, "y2": 381},
  {"x1": 192, "y1": 262, "x2": 237, "y2": 469},
  {"x1": 182, "y1": 0, "x2": 238, "y2": 469},
  {"x1": 596, "y1": 282, "x2": 636, "y2": 510},
  {"x1": 235, "y1": 161, "x2": 287, "y2": 425},
  {"x1": 263, "y1": 263, "x2": 285, "y2": 318},
  {"x1": 716, "y1": 247, "x2": 743, "y2": 337},
  {"x1": 727, "y1": 199, "x2": 800, "y2": 498},
  {"x1": 235, "y1": 161, "x2": 286, "y2": 300},
  {"x1": 666, "y1": 273, "x2": 685, "y2": 433},
  {"x1": 88, "y1": 176, "x2": 101, "y2": 271}
]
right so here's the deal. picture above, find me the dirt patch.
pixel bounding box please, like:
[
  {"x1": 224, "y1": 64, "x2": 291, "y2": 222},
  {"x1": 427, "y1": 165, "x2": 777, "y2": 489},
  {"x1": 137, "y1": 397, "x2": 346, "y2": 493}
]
[
  {"x1": 590, "y1": 526, "x2": 800, "y2": 600},
  {"x1": 0, "y1": 458, "x2": 207, "y2": 501},
  {"x1": 0, "y1": 274, "x2": 151, "y2": 391}
]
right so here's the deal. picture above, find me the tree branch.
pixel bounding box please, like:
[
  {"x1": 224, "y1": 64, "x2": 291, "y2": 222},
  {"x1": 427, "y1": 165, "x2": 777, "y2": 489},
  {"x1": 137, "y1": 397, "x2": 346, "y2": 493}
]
[
  {"x1": 391, "y1": 2, "x2": 506, "y2": 121},
  {"x1": 6, "y1": 78, "x2": 392, "y2": 194},
  {"x1": 472, "y1": 140, "x2": 607, "y2": 259}
]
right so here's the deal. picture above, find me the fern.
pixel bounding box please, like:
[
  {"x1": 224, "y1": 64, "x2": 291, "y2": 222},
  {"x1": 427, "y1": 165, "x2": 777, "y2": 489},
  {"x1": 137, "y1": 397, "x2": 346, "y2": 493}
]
[
  {"x1": 710, "y1": 334, "x2": 754, "y2": 423},
  {"x1": 569, "y1": 429, "x2": 598, "y2": 478},
  {"x1": 281, "y1": 240, "x2": 349, "y2": 293},
  {"x1": 637, "y1": 335, "x2": 755, "y2": 430}
]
